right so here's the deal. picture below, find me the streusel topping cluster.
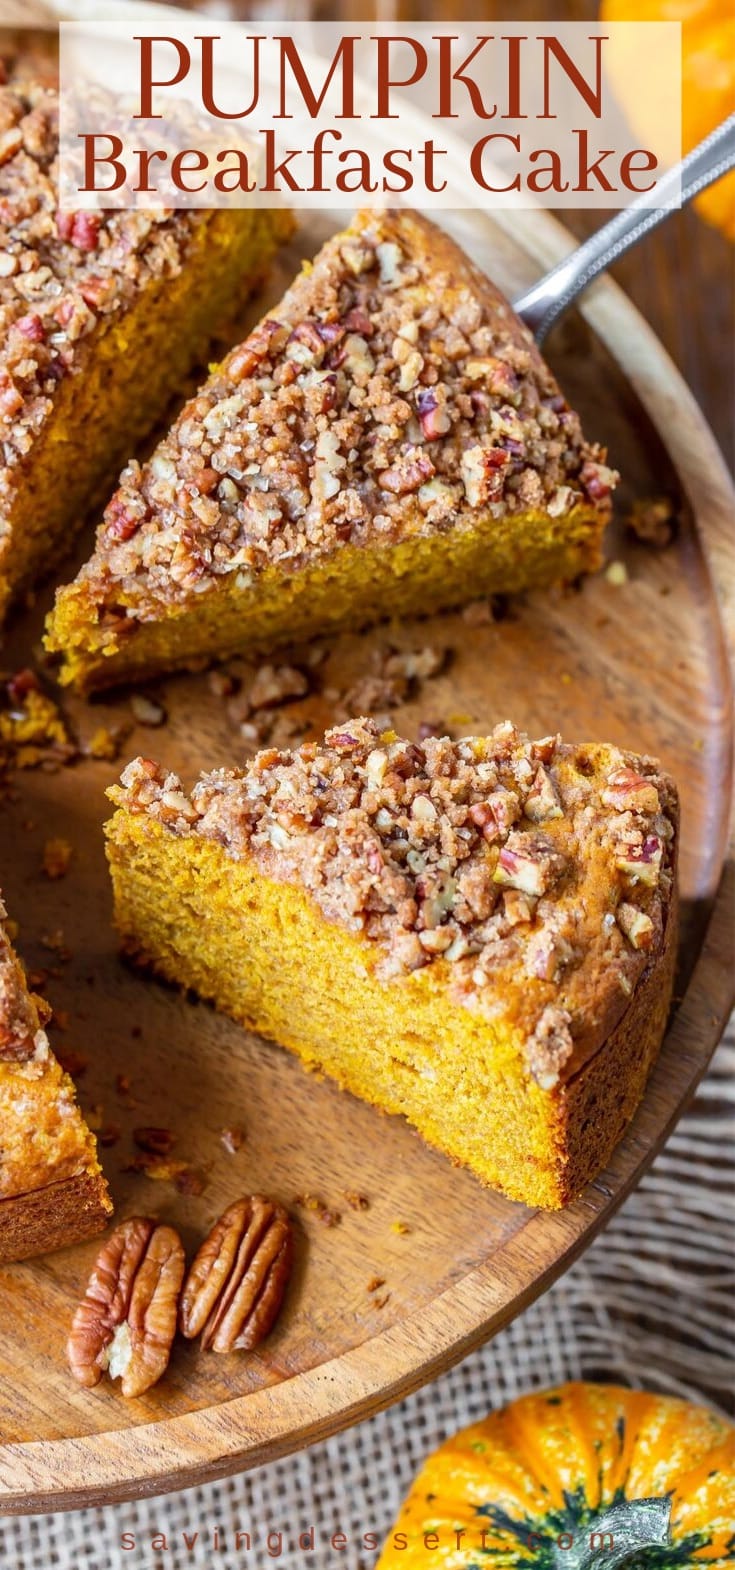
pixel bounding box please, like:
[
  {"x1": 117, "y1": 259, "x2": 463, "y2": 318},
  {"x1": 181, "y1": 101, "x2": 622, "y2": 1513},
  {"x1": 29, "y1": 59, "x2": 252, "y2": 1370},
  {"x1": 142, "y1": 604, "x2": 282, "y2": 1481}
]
[{"x1": 0, "y1": 899, "x2": 48, "y2": 1064}]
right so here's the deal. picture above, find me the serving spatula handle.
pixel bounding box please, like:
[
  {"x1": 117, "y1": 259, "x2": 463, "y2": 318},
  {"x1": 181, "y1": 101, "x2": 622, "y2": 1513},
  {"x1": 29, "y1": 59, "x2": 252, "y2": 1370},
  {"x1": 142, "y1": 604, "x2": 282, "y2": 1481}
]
[{"x1": 514, "y1": 113, "x2": 735, "y2": 342}]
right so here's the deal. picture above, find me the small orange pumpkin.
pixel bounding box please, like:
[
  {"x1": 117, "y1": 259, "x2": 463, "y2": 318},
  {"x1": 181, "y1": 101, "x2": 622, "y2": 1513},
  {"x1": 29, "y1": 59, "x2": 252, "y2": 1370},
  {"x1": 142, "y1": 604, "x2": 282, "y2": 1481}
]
[
  {"x1": 600, "y1": 1, "x2": 735, "y2": 240},
  {"x1": 377, "y1": 1382, "x2": 735, "y2": 1569}
]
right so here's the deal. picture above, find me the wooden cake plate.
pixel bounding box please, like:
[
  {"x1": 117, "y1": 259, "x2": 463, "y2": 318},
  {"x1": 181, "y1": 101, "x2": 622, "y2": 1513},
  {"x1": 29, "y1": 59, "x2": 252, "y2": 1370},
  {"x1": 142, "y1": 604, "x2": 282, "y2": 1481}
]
[{"x1": 0, "y1": 195, "x2": 733, "y2": 1513}]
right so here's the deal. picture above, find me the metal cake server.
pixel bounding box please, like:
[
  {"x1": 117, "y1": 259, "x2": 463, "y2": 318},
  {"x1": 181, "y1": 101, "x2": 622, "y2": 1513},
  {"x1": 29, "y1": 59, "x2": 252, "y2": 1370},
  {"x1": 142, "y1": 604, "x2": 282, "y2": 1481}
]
[{"x1": 514, "y1": 113, "x2": 735, "y2": 342}]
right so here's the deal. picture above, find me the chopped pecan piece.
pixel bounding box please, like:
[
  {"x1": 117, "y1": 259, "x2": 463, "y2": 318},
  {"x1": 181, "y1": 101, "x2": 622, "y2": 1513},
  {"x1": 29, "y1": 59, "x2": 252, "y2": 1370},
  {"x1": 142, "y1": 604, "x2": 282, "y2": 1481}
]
[
  {"x1": 133, "y1": 1126, "x2": 175, "y2": 1156},
  {"x1": 228, "y1": 318, "x2": 287, "y2": 381},
  {"x1": 383, "y1": 645, "x2": 447, "y2": 682},
  {"x1": 602, "y1": 768, "x2": 660, "y2": 814},
  {"x1": 524, "y1": 766, "x2": 563, "y2": 823},
  {"x1": 292, "y1": 1192, "x2": 342, "y2": 1227},
  {"x1": 527, "y1": 1005, "x2": 575, "y2": 1090},
  {"x1": 248, "y1": 663, "x2": 309, "y2": 711},
  {"x1": 468, "y1": 789, "x2": 520, "y2": 844},
  {"x1": 72, "y1": 212, "x2": 101, "y2": 252},
  {"x1": 581, "y1": 458, "x2": 617, "y2": 501},
  {"x1": 67, "y1": 1218, "x2": 185, "y2": 1398},
  {"x1": 179, "y1": 1196, "x2": 293, "y2": 1353},
  {"x1": 616, "y1": 902, "x2": 654, "y2": 950},
  {"x1": 493, "y1": 831, "x2": 566, "y2": 897},
  {"x1": 16, "y1": 312, "x2": 45, "y2": 343},
  {"x1": 286, "y1": 319, "x2": 327, "y2": 364},
  {"x1": 503, "y1": 889, "x2": 537, "y2": 926},
  {"x1": 104, "y1": 497, "x2": 142, "y2": 543},
  {"x1": 465, "y1": 355, "x2": 519, "y2": 403},
  {"x1": 525, "y1": 923, "x2": 574, "y2": 982},
  {"x1": 460, "y1": 443, "x2": 510, "y2": 506},
  {"x1": 378, "y1": 450, "x2": 435, "y2": 495},
  {"x1": 98, "y1": 1123, "x2": 122, "y2": 1148},
  {"x1": 615, "y1": 834, "x2": 663, "y2": 888},
  {"x1": 531, "y1": 735, "x2": 559, "y2": 765}
]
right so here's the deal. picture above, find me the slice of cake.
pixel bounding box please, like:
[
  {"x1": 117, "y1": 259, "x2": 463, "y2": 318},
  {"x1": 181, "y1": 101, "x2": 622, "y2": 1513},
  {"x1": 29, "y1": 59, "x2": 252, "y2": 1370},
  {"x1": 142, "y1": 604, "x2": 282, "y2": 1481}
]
[
  {"x1": 0, "y1": 893, "x2": 111, "y2": 1263},
  {"x1": 46, "y1": 209, "x2": 615, "y2": 692},
  {"x1": 105, "y1": 719, "x2": 677, "y2": 1210},
  {"x1": 0, "y1": 55, "x2": 293, "y2": 622}
]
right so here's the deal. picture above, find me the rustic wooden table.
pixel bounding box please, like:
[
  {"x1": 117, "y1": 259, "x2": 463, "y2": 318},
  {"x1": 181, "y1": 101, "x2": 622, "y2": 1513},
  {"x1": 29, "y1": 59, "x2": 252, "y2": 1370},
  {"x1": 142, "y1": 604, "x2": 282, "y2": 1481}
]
[{"x1": 563, "y1": 207, "x2": 734, "y2": 474}]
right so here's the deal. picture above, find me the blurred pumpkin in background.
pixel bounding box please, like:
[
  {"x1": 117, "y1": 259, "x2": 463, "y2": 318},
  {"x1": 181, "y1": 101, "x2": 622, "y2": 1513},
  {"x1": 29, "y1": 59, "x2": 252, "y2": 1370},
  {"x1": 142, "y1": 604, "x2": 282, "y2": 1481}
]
[
  {"x1": 377, "y1": 1383, "x2": 735, "y2": 1569},
  {"x1": 600, "y1": 1, "x2": 735, "y2": 240}
]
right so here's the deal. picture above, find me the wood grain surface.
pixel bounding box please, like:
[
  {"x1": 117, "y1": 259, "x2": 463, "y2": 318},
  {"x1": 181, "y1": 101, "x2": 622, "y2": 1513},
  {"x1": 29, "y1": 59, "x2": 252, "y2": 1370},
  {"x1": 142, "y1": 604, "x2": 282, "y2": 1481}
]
[{"x1": 0, "y1": 191, "x2": 732, "y2": 1512}]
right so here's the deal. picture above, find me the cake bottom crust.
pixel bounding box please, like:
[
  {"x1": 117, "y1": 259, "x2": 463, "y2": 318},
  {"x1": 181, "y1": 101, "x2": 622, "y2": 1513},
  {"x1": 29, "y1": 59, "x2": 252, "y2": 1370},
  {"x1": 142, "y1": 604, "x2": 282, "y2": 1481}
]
[{"x1": 0, "y1": 1170, "x2": 111, "y2": 1266}]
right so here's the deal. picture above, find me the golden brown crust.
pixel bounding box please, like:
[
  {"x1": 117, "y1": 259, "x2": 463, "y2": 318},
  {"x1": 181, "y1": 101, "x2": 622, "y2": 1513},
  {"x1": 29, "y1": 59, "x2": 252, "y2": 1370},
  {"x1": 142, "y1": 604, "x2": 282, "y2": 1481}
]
[
  {"x1": 550, "y1": 876, "x2": 679, "y2": 1204},
  {"x1": 0, "y1": 890, "x2": 112, "y2": 1257},
  {"x1": 0, "y1": 1169, "x2": 110, "y2": 1265}
]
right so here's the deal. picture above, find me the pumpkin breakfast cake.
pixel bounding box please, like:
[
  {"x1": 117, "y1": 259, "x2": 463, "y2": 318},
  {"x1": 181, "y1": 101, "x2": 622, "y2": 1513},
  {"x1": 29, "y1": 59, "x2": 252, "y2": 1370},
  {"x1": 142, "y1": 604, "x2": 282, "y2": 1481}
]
[
  {"x1": 0, "y1": 54, "x2": 293, "y2": 623},
  {"x1": 46, "y1": 209, "x2": 615, "y2": 692},
  {"x1": 0, "y1": 892, "x2": 110, "y2": 1264},
  {"x1": 105, "y1": 719, "x2": 678, "y2": 1210}
]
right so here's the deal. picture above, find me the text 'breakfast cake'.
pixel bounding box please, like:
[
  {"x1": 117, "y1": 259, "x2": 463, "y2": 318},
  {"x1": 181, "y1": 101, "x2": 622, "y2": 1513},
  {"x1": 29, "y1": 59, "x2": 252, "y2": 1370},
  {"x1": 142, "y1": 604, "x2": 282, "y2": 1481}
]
[
  {"x1": 105, "y1": 720, "x2": 678, "y2": 1210},
  {"x1": 0, "y1": 52, "x2": 293, "y2": 622},
  {"x1": 0, "y1": 893, "x2": 111, "y2": 1264},
  {"x1": 47, "y1": 209, "x2": 616, "y2": 692}
]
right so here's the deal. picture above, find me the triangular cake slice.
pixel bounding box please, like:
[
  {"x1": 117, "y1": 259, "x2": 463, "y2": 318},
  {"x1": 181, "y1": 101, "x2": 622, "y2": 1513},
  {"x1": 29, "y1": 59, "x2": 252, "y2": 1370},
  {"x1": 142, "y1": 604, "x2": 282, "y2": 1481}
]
[
  {"x1": 0, "y1": 51, "x2": 292, "y2": 623},
  {"x1": 0, "y1": 893, "x2": 111, "y2": 1262},
  {"x1": 105, "y1": 719, "x2": 677, "y2": 1209},
  {"x1": 47, "y1": 210, "x2": 615, "y2": 691}
]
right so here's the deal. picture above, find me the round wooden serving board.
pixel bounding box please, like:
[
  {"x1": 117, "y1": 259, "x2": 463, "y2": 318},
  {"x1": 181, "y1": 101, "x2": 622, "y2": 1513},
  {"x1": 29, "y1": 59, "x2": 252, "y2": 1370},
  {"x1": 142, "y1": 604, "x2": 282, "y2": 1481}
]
[{"x1": 0, "y1": 197, "x2": 733, "y2": 1513}]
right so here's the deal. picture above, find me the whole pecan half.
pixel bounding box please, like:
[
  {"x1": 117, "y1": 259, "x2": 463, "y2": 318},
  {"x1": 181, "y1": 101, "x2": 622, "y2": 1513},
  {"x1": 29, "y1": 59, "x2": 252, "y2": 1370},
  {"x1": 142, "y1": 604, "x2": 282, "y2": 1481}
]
[
  {"x1": 179, "y1": 1196, "x2": 293, "y2": 1354},
  {"x1": 67, "y1": 1217, "x2": 185, "y2": 1398}
]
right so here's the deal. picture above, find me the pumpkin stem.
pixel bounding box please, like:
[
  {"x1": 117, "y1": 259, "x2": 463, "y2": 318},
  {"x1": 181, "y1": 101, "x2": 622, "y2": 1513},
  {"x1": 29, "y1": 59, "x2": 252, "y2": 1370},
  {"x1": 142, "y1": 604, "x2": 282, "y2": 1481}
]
[{"x1": 552, "y1": 1496, "x2": 672, "y2": 1570}]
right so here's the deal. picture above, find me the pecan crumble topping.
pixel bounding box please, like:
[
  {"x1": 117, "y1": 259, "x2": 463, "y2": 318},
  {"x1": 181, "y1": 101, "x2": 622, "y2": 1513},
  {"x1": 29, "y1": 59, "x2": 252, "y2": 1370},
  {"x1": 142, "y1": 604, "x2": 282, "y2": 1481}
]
[
  {"x1": 110, "y1": 718, "x2": 677, "y2": 1089},
  {"x1": 75, "y1": 209, "x2": 614, "y2": 614},
  {"x1": 0, "y1": 896, "x2": 48, "y2": 1063}
]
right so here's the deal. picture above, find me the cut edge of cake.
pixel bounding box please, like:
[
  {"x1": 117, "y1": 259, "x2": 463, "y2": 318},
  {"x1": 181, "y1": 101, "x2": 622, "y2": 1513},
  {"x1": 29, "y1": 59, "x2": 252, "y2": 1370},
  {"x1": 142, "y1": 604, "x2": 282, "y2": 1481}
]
[
  {"x1": 103, "y1": 719, "x2": 677, "y2": 1209},
  {"x1": 0, "y1": 894, "x2": 111, "y2": 1264},
  {"x1": 46, "y1": 208, "x2": 615, "y2": 692}
]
